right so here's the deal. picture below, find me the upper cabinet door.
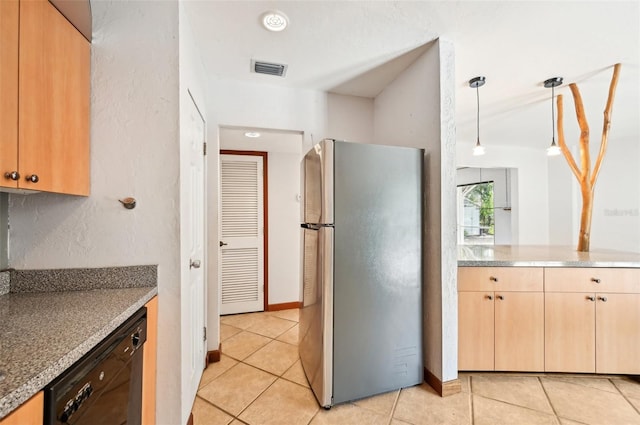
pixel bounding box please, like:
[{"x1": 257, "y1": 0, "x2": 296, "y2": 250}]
[
  {"x1": 19, "y1": 0, "x2": 90, "y2": 195},
  {"x1": 0, "y1": 0, "x2": 19, "y2": 189}
]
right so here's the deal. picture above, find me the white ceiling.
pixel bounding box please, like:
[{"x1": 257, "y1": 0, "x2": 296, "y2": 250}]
[{"x1": 184, "y1": 1, "x2": 639, "y2": 151}]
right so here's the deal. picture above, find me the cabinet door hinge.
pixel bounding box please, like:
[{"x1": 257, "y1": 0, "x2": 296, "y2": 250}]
[
  {"x1": 203, "y1": 142, "x2": 207, "y2": 156},
  {"x1": 203, "y1": 326, "x2": 207, "y2": 341}
]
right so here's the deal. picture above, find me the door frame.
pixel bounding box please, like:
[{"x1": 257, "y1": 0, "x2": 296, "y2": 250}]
[{"x1": 220, "y1": 149, "x2": 268, "y2": 312}]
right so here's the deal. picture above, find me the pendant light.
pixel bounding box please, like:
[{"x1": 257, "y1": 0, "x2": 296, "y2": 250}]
[
  {"x1": 544, "y1": 77, "x2": 563, "y2": 156},
  {"x1": 469, "y1": 76, "x2": 486, "y2": 156}
]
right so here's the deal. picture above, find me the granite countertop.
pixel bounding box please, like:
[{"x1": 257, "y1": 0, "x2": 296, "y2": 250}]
[
  {"x1": 458, "y1": 245, "x2": 640, "y2": 268},
  {"x1": 0, "y1": 267, "x2": 157, "y2": 419}
]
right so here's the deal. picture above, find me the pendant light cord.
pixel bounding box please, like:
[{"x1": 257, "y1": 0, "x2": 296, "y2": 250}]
[
  {"x1": 476, "y1": 85, "x2": 480, "y2": 144},
  {"x1": 551, "y1": 85, "x2": 556, "y2": 143}
]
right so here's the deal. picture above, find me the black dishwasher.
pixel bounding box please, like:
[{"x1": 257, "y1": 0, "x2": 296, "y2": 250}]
[{"x1": 44, "y1": 306, "x2": 147, "y2": 425}]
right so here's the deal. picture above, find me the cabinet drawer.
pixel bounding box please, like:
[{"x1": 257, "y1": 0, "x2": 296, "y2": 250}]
[
  {"x1": 458, "y1": 267, "x2": 543, "y2": 292},
  {"x1": 545, "y1": 268, "x2": 640, "y2": 293}
]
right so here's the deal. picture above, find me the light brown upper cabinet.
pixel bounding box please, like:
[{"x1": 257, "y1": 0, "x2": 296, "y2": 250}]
[
  {"x1": 1, "y1": 0, "x2": 90, "y2": 195},
  {"x1": 458, "y1": 267, "x2": 545, "y2": 372}
]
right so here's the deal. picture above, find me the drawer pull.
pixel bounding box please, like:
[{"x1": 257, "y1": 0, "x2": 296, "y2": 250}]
[
  {"x1": 496, "y1": 295, "x2": 504, "y2": 300},
  {"x1": 485, "y1": 295, "x2": 493, "y2": 300},
  {"x1": 489, "y1": 276, "x2": 498, "y2": 282},
  {"x1": 587, "y1": 296, "x2": 596, "y2": 302},
  {"x1": 591, "y1": 278, "x2": 601, "y2": 283},
  {"x1": 598, "y1": 296, "x2": 608, "y2": 302}
]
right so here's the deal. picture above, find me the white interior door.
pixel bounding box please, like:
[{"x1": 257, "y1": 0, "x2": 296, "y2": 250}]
[
  {"x1": 185, "y1": 92, "x2": 206, "y2": 402},
  {"x1": 220, "y1": 154, "x2": 265, "y2": 315}
]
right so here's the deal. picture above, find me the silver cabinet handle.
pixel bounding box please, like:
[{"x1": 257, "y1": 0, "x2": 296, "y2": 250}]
[
  {"x1": 489, "y1": 276, "x2": 498, "y2": 282},
  {"x1": 486, "y1": 295, "x2": 493, "y2": 300},
  {"x1": 591, "y1": 278, "x2": 601, "y2": 283},
  {"x1": 26, "y1": 174, "x2": 39, "y2": 183},
  {"x1": 219, "y1": 241, "x2": 228, "y2": 247},
  {"x1": 598, "y1": 296, "x2": 608, "y2": 302},
  {"x1": 190, "y1": 259, "x2": 201, "y2": 269},
  {"x1": 4, "y1": 171, "x2": 19, "y2": 181},
  {"x1": 496, "y1": 295, "x2": 504, "y2": 300},
  {"x1": 587, "y1": 296, "x2": 596, "y2": 302}
]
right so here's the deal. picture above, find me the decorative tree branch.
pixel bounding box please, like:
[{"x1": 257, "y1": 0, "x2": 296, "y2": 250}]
[{"x1": 556, "y1": 63, "x2": 621, "y2": 252}]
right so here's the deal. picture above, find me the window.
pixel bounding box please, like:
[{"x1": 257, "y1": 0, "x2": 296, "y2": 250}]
[{"x1": 457, "y1": 182, "x2": 494, "y2": 245}]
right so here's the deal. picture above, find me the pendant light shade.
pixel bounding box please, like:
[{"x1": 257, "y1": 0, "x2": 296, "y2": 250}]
[
  {"x1": 470, "y1": 76, "x2": 486, "y2": 156},
  {"x1": 544, "y1": 77, "x2": 563, "y2": 156}
]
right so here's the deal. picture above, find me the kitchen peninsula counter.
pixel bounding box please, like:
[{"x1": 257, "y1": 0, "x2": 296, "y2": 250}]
[
  {"x1": 0, "y1": 267, "x2": 157, "y2": 419},
  {"x1": 457, "y1": 246, "x2": 640, "y2": 374},
  {"x1": 458, "y1": 245, "x2": 640, "y2": 268}
]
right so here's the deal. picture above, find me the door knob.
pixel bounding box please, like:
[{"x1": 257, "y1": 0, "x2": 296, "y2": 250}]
[
  {"x1": 26, "y1": 174, "x2": 39, "y2": 183},
  {"x1": 496, "y1": 295, "x2": 504, "y2": 300},
  {"x1": 587, "y1": 296, "x2": 596, "y2": 302},
  {"x1": 598, "y1": 296, "x2": 608, "y2": 302},
  {"x1": 219, "y1": 241, "x2": 228, "y2": 247},
  {"x1": 4, "y1": 171, "x2": 19, "y2": 181},
  {"x1": 190, "y1": 259, "x2": 201, "y2": 269}
]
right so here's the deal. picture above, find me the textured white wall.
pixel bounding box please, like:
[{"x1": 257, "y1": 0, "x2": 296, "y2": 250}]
[
  {"x1": 8, "y1": 2, "x2": 184, "y2": 423},
  {"x1": 373, "y1": 39, "x2": 458, "y2": 383},
  {"x1": 327, "y1": 93, "x2": 374, "y2": 143},
  {"x1": 267, "y1": 152, "x2": 303, "y2": 305}
]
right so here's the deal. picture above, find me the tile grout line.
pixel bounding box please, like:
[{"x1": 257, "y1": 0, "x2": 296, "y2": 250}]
[
  {"x1": 231, "y1": 334, "x2": 282, "y2": 423},
  {"x1": 194, "y1": 394, "x2": 240, "y2": 423},
  {"x1": 537, "y1": 376, "x2": 561, "y2": 421},
  {"x1": 469, "y1": 376, "x2": 475, "y2": 425},
  {"x1": 610, "y1": 378, "x2": 640, "y2": 416},
  {"x1": 385, "y1": 388, "x2": 402, "y2": 425}
]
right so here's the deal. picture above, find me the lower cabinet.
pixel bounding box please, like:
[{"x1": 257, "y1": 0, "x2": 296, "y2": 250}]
[
  {"x1": 494, "y1": 292, "x2": 544, "y2": 371},
  {"x1": 142, "y1": 296, "x2": 158, "y2": 425},
  {"x1": 458, "y1": 292, "x2": 494, "y2": 370},
  {"x1": 0, "y1": 392, "x2": 43, "y2": 425},
  {"x1": 596, "y1": 293, "x2": 640, "y2": 374},
  {"x1": 458, "y1": 267, "x2": 544, "y2": 372},
  {"x1": 545, "y1": 292, "x2": 596, "y2": 372},
  {"x1": 545, "y1": 292, "x2": 640, "y2": 374},
  {"x1": 460, "y1": 266, "x2": 640, "y2": 375},
  {"x1": 545, "y1": 267, "x2": 640, "y2": 374},
  {"x1": 459, "y1": 291, "x2": 544, "y2": 371}
]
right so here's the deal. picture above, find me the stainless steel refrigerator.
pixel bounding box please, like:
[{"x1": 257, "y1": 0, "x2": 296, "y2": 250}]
[{"x1": 299, "y1": 139, "x2": 423, "y2": 408}]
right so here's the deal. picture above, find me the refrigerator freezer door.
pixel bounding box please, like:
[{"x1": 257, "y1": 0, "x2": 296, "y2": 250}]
[
  {"x1": 299, "y1": 226, "x2": 334, "y2": 407},
  {"x1": 332, "y1": 141, "x2": 423, "y2": 404},
  {"x1": 302, "y1": 140, "x2": 334, "y2": 225}
]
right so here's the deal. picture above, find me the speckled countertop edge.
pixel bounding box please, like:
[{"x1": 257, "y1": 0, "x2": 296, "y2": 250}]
[
  {"x1": 0, "y1": 272, "x2": 8, "y2": 296},
  {"x1": 0, "y1": 286, "x2": 157, "y2": 419},
  {"x1": 457, "y1": 245, "x2": 640, "y2": 268},
  {"x1": 10, "y1": 265, "x2": 157, "y2": 293},
  {"x1": 458, "y1": 260, "x2": 640, "y2": 267}
]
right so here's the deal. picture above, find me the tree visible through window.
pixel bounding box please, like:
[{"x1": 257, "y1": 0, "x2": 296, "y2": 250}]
[{"x1": 457, "y1": 182, "x2": 495, "y2": 245}]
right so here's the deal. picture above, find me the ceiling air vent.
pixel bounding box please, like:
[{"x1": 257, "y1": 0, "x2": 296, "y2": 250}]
[{"x1": 251, "y1": 60, "x2": 288, "y2": 77}]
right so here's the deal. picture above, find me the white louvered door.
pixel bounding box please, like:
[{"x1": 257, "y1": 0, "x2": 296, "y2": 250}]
[{"x1": 220, "y1": 154, "x2": 265, "y2": 314}]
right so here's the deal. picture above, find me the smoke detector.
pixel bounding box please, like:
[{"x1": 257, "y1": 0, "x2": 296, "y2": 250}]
[{"x1": 251, "y1": 60, "x2": 288, "y2": 77}]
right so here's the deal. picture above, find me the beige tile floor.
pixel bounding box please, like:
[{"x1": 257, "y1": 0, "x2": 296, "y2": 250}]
[{"x1": 193, "y1": 309, "x2": 640, "y2": 425}]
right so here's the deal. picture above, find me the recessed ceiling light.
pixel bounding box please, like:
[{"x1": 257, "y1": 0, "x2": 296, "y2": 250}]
[
  {"x1": 244, "y1": 132, "x2": 261, "y2": 138},
  {"x1": 261, "y1": 10, "x2": 288, "y2": 32}
]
